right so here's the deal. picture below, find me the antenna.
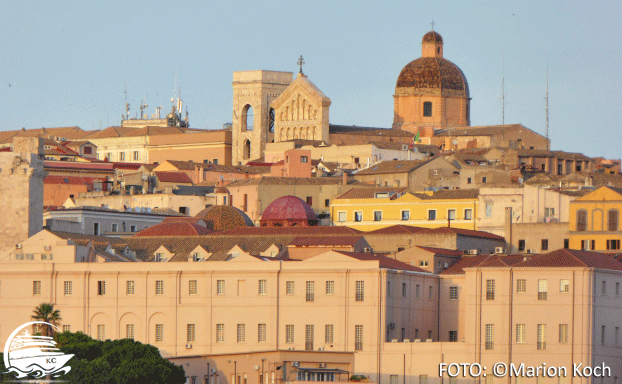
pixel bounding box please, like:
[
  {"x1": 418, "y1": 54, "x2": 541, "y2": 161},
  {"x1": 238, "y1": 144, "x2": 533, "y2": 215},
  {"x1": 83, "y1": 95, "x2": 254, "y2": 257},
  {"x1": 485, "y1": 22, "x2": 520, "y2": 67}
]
[
  {"x1": 124, "y1": 83, "x2": 130, "y2": 120},
  {"x1": 140, "y1": 99, "x2": 148, "y2": 120},
  {"x1": 501, "y1": 52, "x2": 506, "y2": 126},
  {"x1": 156, "y1": 106, "x2": 162, "y2": 119},
  {"x1": 545, "y1": 65, "x2": 550, "y2": 149}
]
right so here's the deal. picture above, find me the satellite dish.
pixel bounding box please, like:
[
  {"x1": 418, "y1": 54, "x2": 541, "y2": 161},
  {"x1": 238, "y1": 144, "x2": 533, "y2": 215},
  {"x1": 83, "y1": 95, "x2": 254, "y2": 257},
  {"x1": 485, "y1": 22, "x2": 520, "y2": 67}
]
[{"x1": 452, "y1": 140, "x2": 458, "y2": 145}]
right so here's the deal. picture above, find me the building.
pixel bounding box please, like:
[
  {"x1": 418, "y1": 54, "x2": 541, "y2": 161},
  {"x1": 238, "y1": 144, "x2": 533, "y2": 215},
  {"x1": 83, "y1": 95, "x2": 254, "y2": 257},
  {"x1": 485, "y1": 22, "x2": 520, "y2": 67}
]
[
  {"x1": 330, "y1": 188, "x2": 479, "y2": 231},
  {"x1": 569, "y1": 186, "x2": 622, "y2": 251}
]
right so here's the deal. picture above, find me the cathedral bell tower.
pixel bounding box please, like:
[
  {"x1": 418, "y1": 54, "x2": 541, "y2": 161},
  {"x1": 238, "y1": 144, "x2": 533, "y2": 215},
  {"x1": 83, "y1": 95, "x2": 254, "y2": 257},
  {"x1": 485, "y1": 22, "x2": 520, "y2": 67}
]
[{"x1": 231, "y1": 71, "x2": 293, "y2": 165}]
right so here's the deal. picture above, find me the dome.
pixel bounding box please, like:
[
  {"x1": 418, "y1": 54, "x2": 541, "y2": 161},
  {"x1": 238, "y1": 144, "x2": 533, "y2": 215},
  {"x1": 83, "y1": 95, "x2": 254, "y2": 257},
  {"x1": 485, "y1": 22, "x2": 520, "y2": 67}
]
[
  {"x1": 215, "y1": 187, "x2": 230, "y2": 194},
  {"x1": 260, "y1": 196, "x2": 318, "y2": 227},
  {"x1": 195, "y1": 205, "x2": 254, "y2": 231},
  {"x1": 134, "y1": 220, "x2": 212, "y2": 237},
  {"x1": 395, "y1": 57, "x2": 469, "y2": 98},
  {"x1": 422, "y1": 31, "x2": 443, "y2": 43}
]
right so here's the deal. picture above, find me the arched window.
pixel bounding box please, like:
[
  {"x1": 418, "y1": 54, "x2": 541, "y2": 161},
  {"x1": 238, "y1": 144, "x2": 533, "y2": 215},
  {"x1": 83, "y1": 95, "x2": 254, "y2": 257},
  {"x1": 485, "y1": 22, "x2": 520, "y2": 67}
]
[
  {"x1": 609, "y1": 209, "x2": 619, "y2": 231},
  {"x1": 241, "y1": 104, "x2": 253, "y2": 131},
  {"x1": 576, "y1": 210, "x2": 587, "y2": 232},
  {"x1": 243, "y1": 140, "x2": 251, "y2": 160},
  {"x1": 423, "y1": 101, "x2": 433, "y2": 117},
  {"x1": 268, "y1": 108, "x2": 275, "y2": 132}
]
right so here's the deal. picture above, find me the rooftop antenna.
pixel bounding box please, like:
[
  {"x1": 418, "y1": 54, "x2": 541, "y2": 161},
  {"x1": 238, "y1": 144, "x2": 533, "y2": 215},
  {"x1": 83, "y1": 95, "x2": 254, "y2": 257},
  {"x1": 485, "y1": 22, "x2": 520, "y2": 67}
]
[
  {"x1": 124, "y1": 83, "x2": 130, "y2": 120},
  {"x1": 545, "y1": 65, "x2": 550, "y2": 149},
  {"x1": 140, "y1": 99, "x2": 148, "y2": 119},
  {"x1": 156, "y1": 105, "x2": 162, "y2": 119},
  {"x1": 501, "y1": 52, "x2": 506, "y2": 126}
]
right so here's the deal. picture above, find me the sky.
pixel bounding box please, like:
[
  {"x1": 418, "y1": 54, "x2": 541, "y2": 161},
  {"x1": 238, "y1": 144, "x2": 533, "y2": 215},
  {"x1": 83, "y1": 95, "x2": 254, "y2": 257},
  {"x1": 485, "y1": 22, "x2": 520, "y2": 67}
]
[{"x1": 1, "y1": 0, "x2": 620, "y2": 159}]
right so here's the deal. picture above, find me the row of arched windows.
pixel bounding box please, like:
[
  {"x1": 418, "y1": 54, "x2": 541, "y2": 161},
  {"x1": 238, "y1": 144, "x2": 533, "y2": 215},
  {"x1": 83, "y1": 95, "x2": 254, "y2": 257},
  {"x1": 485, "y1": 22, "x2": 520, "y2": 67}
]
[
  {"x1": 279, "y1": 126, "x2": 316, "y2": 141},
  {"x1": 576, "y1": 209, "x2": 619, "y2": 232}
]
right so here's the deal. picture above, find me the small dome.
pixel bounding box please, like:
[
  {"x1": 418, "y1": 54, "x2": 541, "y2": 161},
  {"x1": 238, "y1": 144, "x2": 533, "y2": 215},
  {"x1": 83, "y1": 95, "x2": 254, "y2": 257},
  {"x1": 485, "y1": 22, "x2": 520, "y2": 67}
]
[
  {"x1": 422, "y1": 31, "x2": 443, "y2": 44},
  {"x1": 134, "y1": 220, "x2": 212, "y2": 237},
  {"x1": 195, "y1": 205, "x2": 254, "y2": 231},
  {"x1": 260, "y1": 196, "x2": 318, "y2": 227},
  {"x1": 215, "y1": 187, "x2": 230, "y2": 194},
  {"x1": 395, "y1": 57, "x2": 469, "y2": 97}
]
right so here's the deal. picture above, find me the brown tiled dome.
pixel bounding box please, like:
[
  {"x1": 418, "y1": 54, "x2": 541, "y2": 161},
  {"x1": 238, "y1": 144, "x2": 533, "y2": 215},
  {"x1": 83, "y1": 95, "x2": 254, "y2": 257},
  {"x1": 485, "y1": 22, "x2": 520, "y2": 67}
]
[
  {"x1": 422, "y1": 31, "x2": 443, "y2": 43},
  {"x1": 195, "y1": 205, "x2": 254, "y2": 231},
  {"x1": 215, "y1": 187, "x2": 230, "y2": 194},
  {"x1": 395, "y1": 57, "x2": 469, "y2": 97}
]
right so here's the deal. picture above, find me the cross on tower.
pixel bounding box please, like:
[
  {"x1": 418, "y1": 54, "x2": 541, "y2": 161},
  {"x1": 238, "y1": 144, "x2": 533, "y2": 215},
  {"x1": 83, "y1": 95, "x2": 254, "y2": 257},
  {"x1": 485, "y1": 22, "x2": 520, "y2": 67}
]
[
  {"x1": 297, "y1": 55, "x2": 305, "y2": 74},
  {"x1": 430, "y1": 20, "x2": 435, "y2": 30}
]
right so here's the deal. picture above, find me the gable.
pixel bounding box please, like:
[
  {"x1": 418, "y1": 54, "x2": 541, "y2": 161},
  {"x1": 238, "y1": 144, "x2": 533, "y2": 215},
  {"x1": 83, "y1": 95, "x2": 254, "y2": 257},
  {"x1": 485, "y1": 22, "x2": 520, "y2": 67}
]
[
  {"x1": 576, "y1": 186, "x2": 622, "y2": 202},
  {"x1": 304, "y1": 250, "x2": 364, "y2": 263},
  {"x1": 271, "y1": 75, "x2": 331, "y2": 110}
]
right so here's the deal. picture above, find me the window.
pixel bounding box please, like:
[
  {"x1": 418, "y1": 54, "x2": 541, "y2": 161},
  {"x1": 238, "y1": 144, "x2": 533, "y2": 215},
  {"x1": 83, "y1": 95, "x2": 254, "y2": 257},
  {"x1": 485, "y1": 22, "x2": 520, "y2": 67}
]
[
  {"x1": 243, "y1": 195, "x2": 248, "y2": 212},
  {"x1": 130, "y1": 225, "x2": 136, "y2": 233},
  {"x1": 517, "y1": 279, "x2": 527, "y2": 293},
  {"x1": 258, "y1": 279, "x2": 267, "y2": 295},
  {"x1": 449, "y1": 331, "x2": 458, "y2": 342},
  {"x1": 482, "y1": 176, "x2": 487, "y2": 184},
  {"x1": 354, "y1": 211, "x2": 362, "y2": 222},
  {"x1": 423, "y1": 101, "x2": 432, "y2": 117},
  {"x1": 564, "y1": 239, "x2": 569, "y2": 249},
  {"x1": 325, "y1": 199, "x2": 330, "y2": 208},
  {"x1": 119, "y1": 152, "x2": 125, "y2": 161},
  {"x1": 387, "y1": 281, "x2": 391, "y2": 296},
  {"x1": 449, "y1": 286, "x2": 458, "y2": 300},
  {"x1": 467, "y1": 177, "x2": 472, "y2": 184},
  {"x1": 538, "y1": 279, "x2": 548, "y2": 300},
  {"x1": 93, "y1": 222, "x2": 100, "y2": 235},
  {"x1": 420, "y1": 261, "x2": 428, "y2": 267},
  {"x1": 63, "y1": 325, "x2": 70, "y2": 333},
  {"x1": 516, "y1": 324, "x2": 526, "y2": 343},
  {"x1": 326, "y1": 281, "x2": 334, "y2": 295},
  {"x1": 258, "y1": 324, "x2": 267, "y2": 342},
  {"x1": 545, "y1": 208, "x2": 555, "y2": 218},
  {"x1": 286, "y1": 281, "x2": 295, "y2": 295},
  {"x1": 537, "y1": 324, "x2": 546, "y2": 350},
  {"x1": 305, "y1": 325, "x2": 314, "y2": 350},
  {"x1": 559, "y1": 324, "x2": 568, "y2": 343},
  {"x1": 126, "y1": 324, "x2": 134, "y2": 339},
  {"x1": 306, "y1": 196, "x2": 313, "y2": 206},
  {"x1": 126, "y1": 280, "x2": 135, "y2": 295},
  {"x1": 401, "y1": 210, "x2": 410, "y2": 221},
  {"x1": 97, "y1": 281, "x2": 105, "y2": 295},
  {"x1": 133, "y1": 151, "x2": 139, "y2": 161},
  {"x1": 486, "y1": 280, "x2": 495, "y2": 300},
  {"x1": 286, "y1": 325, "x2": 294, "y2": 343},
  {"x1": 402, "y1": 283, "x2": 407, "y2": 297},
  {"x1": 428, "y1": 210, "x2": 437, "y2": 220},
  {"x1": 616, "y1": 327, "x2": 619, "y2": 346},
  {"x1": 156, "y1": 280, "x2": 164, "y2": 295},
  {"x1": 338, "y1": 212, "x2": 346, "y2": 222},
  {"x1": 518, "y1": 240, "x2": 526, "y2": 251},
  {"x1": 609, "y1": 210, "x2": 619, "y2": 231},
  {"x1": 576, "y1": 210, "x2": 587, "y2": 231},
  {"x1": 415, "y1": 284, "x2": 421, "y2": 298},
  {"x1": 155, "y1": 253, "x2": 165, "y2": 262},
  {"x1": 419, "y1": 375, "x2": 428, "y2": 384},
  {"x1": 237, "y1": 324, "x2": 245, "y2": 343},
  {"x1": 602, "y1": 281, "x2": 607, "y2": 296},
  {"x1": 485, "y1": 203, "x2": 493, "y2": 218},
  {"x1": 187, "y1": 324, "x2": 196, "y2": 343},
  {"x1": 155, "y1": 324, "x2": 163, "y2": 343},
  {"x1": 64, "y1": 281, "x2": 72, "y2": 296},
  {"x1": 617, "y1": 282, "x2": 620, "y2": 296},
  {"x1": 608, "y1": 240, "x2": 621, "y2": 250},
  {"x1": 300, "y1": 156, "x2": 308, "y2": 163},
  {"x1": 325, "y1": 324, "x2": 334, "y2": 343},
  {"x1": 189, "y1": 280, "x2": 197, "y2": 295},
  {"x1": 111, "y1": 223, "x2": 118, "y2": 232},
  {"x1": 374, "y1": 211, "x2": 382, "y2": 221},
  {"x1": 485, "y1": 324, "x2": 494, "y2": 350},
  {"x1": 83, "y1": 146, "x2": 92, "y2": 155},
  {"x1": 306, "y1": 281, "x2": 314, "y2": 302},
  {"x1": 355, "y1": 281, "x2": 364, "y2": 301},
  {"x1": 355, "y1": 325, "x2": 363, "y2": 351},
  {"x1": 541, "y1": 239, "x2": 549, "y2": 251},
  {"x1": 97, "y1": 324, "x2": 105, "y2": 341},
  {"x1": 560, "y1": 279, "x2": 569, "y2": 293},
  {"x1": 216, "y1": 324, "x2": 224, "y2": 343},
  {"x1": 464, "y1": 209, "x2": 473, "y2": 220},
  {"x1": 448, "y1": 209, "x2": 457, "y2": 221},
  {"x1": 217, "y1": 280, "x2": 225, "y2": 295},
  {"x1": 391, "y1": 375, "x2": 399, "y2": 384}
]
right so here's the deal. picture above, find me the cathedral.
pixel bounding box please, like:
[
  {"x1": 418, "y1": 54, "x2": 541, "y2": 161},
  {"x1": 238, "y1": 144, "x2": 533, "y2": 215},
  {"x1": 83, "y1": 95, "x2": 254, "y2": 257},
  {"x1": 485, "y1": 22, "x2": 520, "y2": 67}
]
[{"x1": 231, "y1": 29, "x2": 546, "y2": 165}]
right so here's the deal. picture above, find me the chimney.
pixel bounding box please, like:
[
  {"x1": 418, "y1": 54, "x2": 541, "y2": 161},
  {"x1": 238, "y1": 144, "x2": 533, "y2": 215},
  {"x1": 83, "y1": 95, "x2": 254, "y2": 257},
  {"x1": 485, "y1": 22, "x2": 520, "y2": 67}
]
[
  {"x1": 244, "y1": 172, "x2": 250, "y2": 180},
  {"x1": 342, "y1": 172, "x2": 348, "y2": 185}
]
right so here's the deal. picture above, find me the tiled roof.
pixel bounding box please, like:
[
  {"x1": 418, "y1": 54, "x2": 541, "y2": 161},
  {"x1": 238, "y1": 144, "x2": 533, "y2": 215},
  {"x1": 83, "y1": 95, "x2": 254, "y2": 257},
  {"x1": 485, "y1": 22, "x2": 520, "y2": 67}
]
[
  {"x1": 329, "y1": 125, "x2": 413, "y2": 137},
  {"x1": 396, "y1": 57, "x2": 469, "y2": 97},
  {"x1": 354, "y1": 157, "x2": 438, "y2": 176},
  {"x1": 80, "y1": 126, "x2": 138, "y2": 139},
  {"x1": 428, "y1": 189, "x2": 479, "y2": 200},
  {"x1": 171, "y1": 185, "x2": 214, "y2": 196},
  {"x1": 513, "y1": 249, "x2": 622, "y2": 271},
  {"x1": 214, "y1": 226, "x2": 362, "y2": 236},
  {"x1": 367, "y1": 225, "x2": 428, "y2": 235},
  {"x1": 424, "y1": 227, "x2": 505, "y2": 240},
  {"x1": 415, "y1": 246, "x2": 465, "y2": 257},
  {"x1": 261, "y1": 196, "x2": 317, "y2": 221},
  {"x1": 336, "y1": 187, "x2": 407, "y2": 199},
  {"x1": 44, "y1": 175, "x2": 103, "y2": 185},
  {"x1": 154, "y1": 171, "x2": 193, "y2": 184},
  {"x1": 334, "y1": 251, "x2": 430, "y2": 273},
  {"x1": 440, "y1": 255, "x2": 528, "y2": 275},
  {"x1": 289, "y1": 236, "x2": 363, "y2": 247},
  {"x1": 134, "y1": 221, "x2": 212, "y2": 237},
  {"x1": 227, "y1": 176, "x2": 360, "y2": 187}
]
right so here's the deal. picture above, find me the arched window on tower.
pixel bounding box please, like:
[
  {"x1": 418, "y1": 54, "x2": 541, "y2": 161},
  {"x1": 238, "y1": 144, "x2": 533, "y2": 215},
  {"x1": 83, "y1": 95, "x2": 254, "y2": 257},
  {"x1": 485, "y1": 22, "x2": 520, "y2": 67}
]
[
  {"x1": 241, "y1": 104, "x2": 254, "y2": 131},
  {"x1": 423, "y1": 101, "x2": 433, "y2": 117},
  {"x1": 243, "y1": 140, "x2": 251, "y2": 160}
]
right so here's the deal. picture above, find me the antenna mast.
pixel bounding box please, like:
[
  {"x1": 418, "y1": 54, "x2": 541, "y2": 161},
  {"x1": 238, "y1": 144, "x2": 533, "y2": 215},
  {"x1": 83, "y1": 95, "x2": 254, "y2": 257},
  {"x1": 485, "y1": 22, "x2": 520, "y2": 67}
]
[
  {"x1": 502, "y1": 53, "x2": 505, "y2": 126},
  {"x1": 545, "y1": 66, "x2": 550, "y2": 149},
  {"x1": 124, "y1": 83, "x2": 130, "y2": 120}
]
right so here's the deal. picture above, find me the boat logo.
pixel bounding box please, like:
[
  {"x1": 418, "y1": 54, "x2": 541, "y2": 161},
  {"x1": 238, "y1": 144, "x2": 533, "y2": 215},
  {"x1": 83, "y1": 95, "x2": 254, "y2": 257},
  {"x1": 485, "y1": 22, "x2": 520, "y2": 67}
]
[{"x1": 3, "y1": 321, "x2": 73, "y2": 379}]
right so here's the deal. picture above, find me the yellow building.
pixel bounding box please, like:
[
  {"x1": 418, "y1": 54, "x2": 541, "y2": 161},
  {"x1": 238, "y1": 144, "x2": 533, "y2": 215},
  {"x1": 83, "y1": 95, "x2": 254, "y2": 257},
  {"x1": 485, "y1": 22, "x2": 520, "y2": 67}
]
[
  {"x1": 330, "y1": 188, "x2": 478, "y2": 231},
  {"x1": 569, "y1": 186, "x2": 622, "y2": 251}
]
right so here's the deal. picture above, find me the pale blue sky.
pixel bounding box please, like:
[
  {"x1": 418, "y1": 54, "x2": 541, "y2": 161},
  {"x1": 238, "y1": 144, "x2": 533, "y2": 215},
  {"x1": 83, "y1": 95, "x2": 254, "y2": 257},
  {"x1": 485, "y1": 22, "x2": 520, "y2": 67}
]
[{"x1": 1, "y1": 0, "x2": 620, "y2": 158}]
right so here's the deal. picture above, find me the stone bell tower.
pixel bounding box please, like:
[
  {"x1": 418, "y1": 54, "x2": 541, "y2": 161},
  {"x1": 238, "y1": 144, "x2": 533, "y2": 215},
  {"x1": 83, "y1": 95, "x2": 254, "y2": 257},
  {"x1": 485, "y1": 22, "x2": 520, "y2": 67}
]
[
  {"x1": 232, "y1": 70, "x2": 293, "y2": 165},
  {"x1": 0, "y1": 137, "x2": 46, "y2": 256}
]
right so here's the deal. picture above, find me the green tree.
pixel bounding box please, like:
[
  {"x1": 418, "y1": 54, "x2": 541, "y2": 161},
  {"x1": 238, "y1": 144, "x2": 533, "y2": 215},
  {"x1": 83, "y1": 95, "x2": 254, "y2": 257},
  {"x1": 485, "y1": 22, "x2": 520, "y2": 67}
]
[{"x1": 31, "y1": 303, "x2": 62, "y2": 336}]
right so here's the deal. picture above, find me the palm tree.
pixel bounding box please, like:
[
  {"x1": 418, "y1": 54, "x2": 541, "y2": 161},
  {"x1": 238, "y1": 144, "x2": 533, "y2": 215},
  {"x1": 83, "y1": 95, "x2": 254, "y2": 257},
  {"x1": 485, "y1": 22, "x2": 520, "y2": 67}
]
[{"x1": 31, "y1": 303, "x2": 62, "y2": 337}]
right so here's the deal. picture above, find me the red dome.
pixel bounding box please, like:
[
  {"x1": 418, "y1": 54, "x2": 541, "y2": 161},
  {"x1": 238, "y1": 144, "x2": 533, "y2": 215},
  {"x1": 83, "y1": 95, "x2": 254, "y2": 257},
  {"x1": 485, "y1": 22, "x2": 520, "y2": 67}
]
[{"x1": 261, "y1": 196, "x2": 318, "y2": 224}]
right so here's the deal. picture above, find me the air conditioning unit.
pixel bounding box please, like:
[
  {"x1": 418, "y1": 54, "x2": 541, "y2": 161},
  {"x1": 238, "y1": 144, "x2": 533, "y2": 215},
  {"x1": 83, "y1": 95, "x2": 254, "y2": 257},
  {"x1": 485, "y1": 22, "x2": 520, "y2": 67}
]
[
  {"x1": 318, "y1": 347, "x2": 324, "y2": 351},
  {"x1": 318, "y1": 363, "x2": 326, "y2": 368},
  {"x1": 391, "y1": 339, "x2": 398, "y2": 343},
  {"x1": 468, "y1": 249, "x2": 478, "y2": 255},
  {"x1": 16, "y1": 244, "x2": 22, "y2": 249},
  {"x1": 185, "y1": 343, "x2": 192, "y2": 349},
  {"x1": 495, "y1": 247, "x2": 505, "y2": 254},
  {"x1": 44, "y1": 245, "x2": 51, "y2": 251},
  {"x1": 292, "y1": 362, "x2": 299, "y2": 367}
]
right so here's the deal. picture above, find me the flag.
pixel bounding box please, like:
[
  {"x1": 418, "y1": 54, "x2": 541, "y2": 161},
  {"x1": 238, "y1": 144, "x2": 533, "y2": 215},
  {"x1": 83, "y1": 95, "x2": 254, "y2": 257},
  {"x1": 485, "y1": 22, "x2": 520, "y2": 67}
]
[{"x1": 414, "y1": 131, "x2": 420, "y2": 143}]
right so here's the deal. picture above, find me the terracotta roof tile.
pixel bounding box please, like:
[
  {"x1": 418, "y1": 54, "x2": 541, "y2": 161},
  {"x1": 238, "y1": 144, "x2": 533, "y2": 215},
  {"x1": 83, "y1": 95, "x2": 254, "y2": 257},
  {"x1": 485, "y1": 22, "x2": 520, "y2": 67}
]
[
  {"x1": 154, "y1": 171, "x2": 193, "y2": 184},
  {"x1": 513, "y1": 249, "x2": 622, "y2": 271},
  {"x1": 289, "y1": 236, "x2": 364, "y2": 247},
  {"x1": 415, "y1": 246, "x2": 464, "y2": 257},
  {"x1": 329, "y1": 125, "x2": 413, "y2": 137},
  {"x1": 134, "y1": 221, "x2": 212, "y2": 237},
  {"x1": 336, "y1": 187, "x2": 407, "y2": 199},
  {"x1": 334, "y1": 251, "x2": 430, "y2": 273},
  {"x1": 354, "y1": 158, "x2": 438, "y2": 176}
]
